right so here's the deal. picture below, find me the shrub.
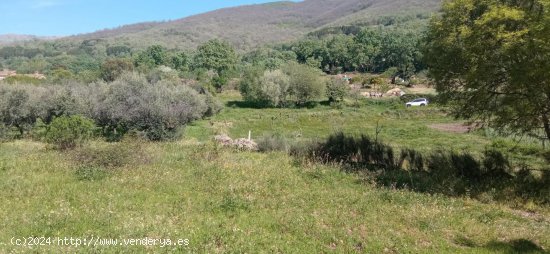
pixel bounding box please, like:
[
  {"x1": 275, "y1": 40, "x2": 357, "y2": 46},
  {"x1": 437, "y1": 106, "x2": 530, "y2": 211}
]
[
  {"x1": 71, "y1": 139, "x2": 148, "y2": 181},
  {"x1": 399, "y1": 148, "x2": 425, "y2": 171},
  {"x1": 239, "y1": 66, "x2": 264, "y2": 105},
  {"x1": 2, "y1": 74, "x2": 220, "y2": 141},
  {"x1": 93, "y1": 73, "x2": 210, "y2": 141},
  {"x1": 450, "y1": 152, "x2": 482, "y2": 180},
  {"x1": 283, "y1": 62, "x2": 325, "y2": 105},
  {"x1": 3, "y1": 75, "x2": 44, "y2": 85},
  {"x1": 326, "y1": 77, "x2": 350, "y2": 102},
  {"x1": 482, "y1": 149, "x2": 511, "y2": 177},
  {"x1": 72, "y1": 139, "x2": 147, "y2": 168},
  {"x1": 257, "y1": 133, "x2": 291, "y2": 152},
  {"x1": 45, "y1": 115, "x2": 95, "y2": 150},
  {"x1": 239, "y1": 69, "x2": 290, "y2": 107},
  {"x1": 309, "y1": 132, "x2": 395, "y2": 168}
]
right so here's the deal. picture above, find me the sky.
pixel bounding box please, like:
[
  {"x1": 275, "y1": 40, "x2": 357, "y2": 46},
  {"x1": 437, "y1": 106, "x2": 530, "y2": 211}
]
[{"x1": 0, "y1": 0, "x2": 285, "y2": 36}]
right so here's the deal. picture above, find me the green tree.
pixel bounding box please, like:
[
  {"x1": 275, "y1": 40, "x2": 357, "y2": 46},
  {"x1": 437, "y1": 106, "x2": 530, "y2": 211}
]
[
  {"x1": 106, "y1": 45, "x2": 132, "y2": 57},
  {"x1": 326, "y1": 78, "x2": 350, "y2": 103},
  {"x1": 171, "y1": 52, "x2": 189, "y2": 72},
  {"x1": 49, "y1": 68, "x2": 74, "y2": 84},
  {"x1": 134, "y1": 45, "x2": 167, "y2": 69},
  {"x1": 100, "y1": 58, "x2": 134, "y2": 82},
  {"x1": 194, "y1": 39, "x2": 237, "y2": 90},
  {"x1": 0, "y1": 87, "x2": 40, "y2": 136},
  {"x1": 423, "y1": 0, "x2": 550, "y2": 141},
  {"x1": 194, "y1": 40, "x2": 237, "y2": 73},
  {"x1": 283, "y1": 62, "x2": 325, "y2": 105}
]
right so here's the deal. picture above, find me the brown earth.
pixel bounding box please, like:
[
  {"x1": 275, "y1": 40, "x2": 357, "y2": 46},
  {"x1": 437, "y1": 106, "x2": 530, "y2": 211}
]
[{"x1": 428, "y1": 123, "x2": 474, "y2": 134}]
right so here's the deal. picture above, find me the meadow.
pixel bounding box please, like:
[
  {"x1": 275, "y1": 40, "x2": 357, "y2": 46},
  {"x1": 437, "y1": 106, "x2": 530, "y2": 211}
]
[{"x1": 0, "y1": 91, "x2": 548, "y2": 253}]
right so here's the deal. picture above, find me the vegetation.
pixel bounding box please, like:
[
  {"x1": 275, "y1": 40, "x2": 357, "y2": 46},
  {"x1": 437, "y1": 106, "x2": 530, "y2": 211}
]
[
  {"x1": 239, "y1": 63, "x2": 325, "y2": 107},
  {"x1": 1, "y1": 0, "x2": 549, "y2": 252},
  {"x1": 44, "y1": 115, "x2": 95, "y2": 150},
  {"x1": 288, "y1": 28, "x2": 424, "y2": 78},
  {"x1": 0, "y1": 120, "x2": 548, "y2": 253},
  {"x1": 423, "y1": 0, "x2": 550, "y2": 142},
  {"x1": 0, "y1": 73, "x2": 218, "y2": 141}
]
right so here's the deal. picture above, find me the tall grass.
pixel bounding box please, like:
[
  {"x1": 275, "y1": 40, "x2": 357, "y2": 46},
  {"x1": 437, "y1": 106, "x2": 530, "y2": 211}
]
[{"x1": 296, "y1": 132, "x2": 549, "y2": 205}]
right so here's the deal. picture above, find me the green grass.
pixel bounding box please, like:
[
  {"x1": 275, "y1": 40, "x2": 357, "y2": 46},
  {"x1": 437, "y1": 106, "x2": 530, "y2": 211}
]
[
  {"x1": 0, "y1": 140, "x2": 548, "y2": 253},
  {"x1": 187, "y1": 91, "x2": 548, "y2": 169},
  {"x1": 1, "y1": 92, "x2": 548, "y2": 253}
]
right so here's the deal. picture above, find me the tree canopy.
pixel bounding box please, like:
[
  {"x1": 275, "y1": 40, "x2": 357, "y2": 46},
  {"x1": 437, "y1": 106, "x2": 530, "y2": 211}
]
[{"x1": 424, "y1": 0, "x2": 550, "y2": 141}]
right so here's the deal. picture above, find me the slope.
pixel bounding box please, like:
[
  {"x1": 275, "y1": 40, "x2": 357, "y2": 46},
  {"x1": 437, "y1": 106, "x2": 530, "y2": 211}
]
[{"x1": 56, "y1": 0, "x2": 441, "y2": 51}]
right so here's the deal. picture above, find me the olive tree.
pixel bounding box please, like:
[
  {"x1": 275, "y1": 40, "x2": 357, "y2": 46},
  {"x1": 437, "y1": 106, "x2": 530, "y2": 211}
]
[{"x1": 283, "y1": 62, "x2": 325, "y2": 105}]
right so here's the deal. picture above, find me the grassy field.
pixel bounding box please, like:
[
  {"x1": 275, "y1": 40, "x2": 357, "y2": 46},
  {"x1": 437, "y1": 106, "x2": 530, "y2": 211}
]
[
  {"x1": 187, "y1": 91, "x2": 549, "y2": 169},
  {"x1": 0, "y1": 91, "x2": 548, "y2": 253}
]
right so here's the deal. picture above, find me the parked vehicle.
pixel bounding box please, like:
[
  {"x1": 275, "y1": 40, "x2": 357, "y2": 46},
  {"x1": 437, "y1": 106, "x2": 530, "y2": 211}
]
[{"x1": 406, "y1": 98, "x2": 429, "y2": 107}]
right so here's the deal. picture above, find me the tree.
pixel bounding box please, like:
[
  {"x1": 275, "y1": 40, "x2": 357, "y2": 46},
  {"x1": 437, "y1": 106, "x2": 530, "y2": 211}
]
[
  {"x1": 171, "y1": 52, "x2": 189, "y2": 72},
  {"x1": 194, "y1": 39, "x2": 237, "y2": 91},
  {"x1": 100, "y1": 58, "x2": 134, "y2": 82},
  {"x1": 326, "y1": 77, "x2": 350, "y2": 103},
  {"x1": 134, "y1": 45, "x2": 167, "y2": 69},
  {"x1": 283, "y1": 62, "x2": 325, "y2": 105},
  {"x1": 0, "y1": 87, "x2": 41, "y2": 136},
  {"x1": 423, "y1": 0, "x2": 550, "y2": 141},
  {"x1": 194, "y1": 40, "x2": 237, "y2": 73},
  {"x1": 106, "y1": 45, "x2": 132, "y2": 57},
  {"x1": 239, "y1": 69, "x2": 290, "y2": 107}
]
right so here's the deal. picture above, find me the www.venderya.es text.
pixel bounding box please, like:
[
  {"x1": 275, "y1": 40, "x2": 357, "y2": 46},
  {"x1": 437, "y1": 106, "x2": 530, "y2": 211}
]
[{"x1": 10, "y1": 236, "x2": 190, "y2": 248}]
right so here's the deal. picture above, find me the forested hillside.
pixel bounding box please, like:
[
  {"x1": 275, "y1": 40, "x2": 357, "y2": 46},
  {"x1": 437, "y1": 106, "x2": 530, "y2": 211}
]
[
  {"x1": 9, "y1": 0, "x2": 440, "y2": 51},
  {"x1": 0, "y1": 34, "x2": 57, "y2": 45}
]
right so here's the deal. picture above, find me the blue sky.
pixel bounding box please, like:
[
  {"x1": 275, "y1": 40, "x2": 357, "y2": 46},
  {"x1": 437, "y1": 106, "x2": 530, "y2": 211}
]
[{"x1": 0, "y1": 0, "x2": 285, "y2": 36}]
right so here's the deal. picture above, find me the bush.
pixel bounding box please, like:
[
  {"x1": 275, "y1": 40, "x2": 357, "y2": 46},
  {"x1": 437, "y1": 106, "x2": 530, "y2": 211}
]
[
  {"x1": 283, "y1": 62, "x2": 325, "y2": 105},
  {"x1": 1, "y1": 74, "x2": 220, "y2": 141},
  {"x1": 239, "y1": 69, "x2": 291, "y2": 107},
  {"x1": 258, "y1": 70, "x2": 291, "y2": 107},
  {"x1": 326, "y1": 78, "x2": 350, "y2": 102},
  {"x1": 399, "y1": 148, "x2": 425, "y2": 171},
  {"x1": 72, "y1": 139, "x2": 147, "y2": 168},
  {"x1": 482, "y1": 149, "x2": 511, "y2": 177},
  {"x1": 92, "y1": 73, "x2": 210, "y2": 141},
  {"x1": 309, "y1": 132, "x2": 395, "y2": 168},
  {"x1": 45, "y1": 115, "x2": 95, "y2": 150},
  {"x1": 100, "y1": 58, "x2": 134, "y2": 82},
  {"x1": 257, "y1": 133, "x2": 291, "y2": 152}
]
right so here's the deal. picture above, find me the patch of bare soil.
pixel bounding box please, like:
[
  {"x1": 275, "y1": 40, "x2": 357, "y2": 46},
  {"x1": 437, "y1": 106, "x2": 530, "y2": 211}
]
[
  {"x1": 429, "y1": 123, "x2": 473, "y2": 133},
  {"x1": 407, "y1": 87, "x2": 437, "y2": 94}
]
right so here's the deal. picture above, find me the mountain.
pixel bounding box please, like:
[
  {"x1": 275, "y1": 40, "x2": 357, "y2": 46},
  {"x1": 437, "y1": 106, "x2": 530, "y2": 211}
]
[
  {"x1": 51, "y1": 0, "x2": 440, "y2": 51},
  {"x1": 0, "y1": 34, "x2": 58, "y2": 45}
]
